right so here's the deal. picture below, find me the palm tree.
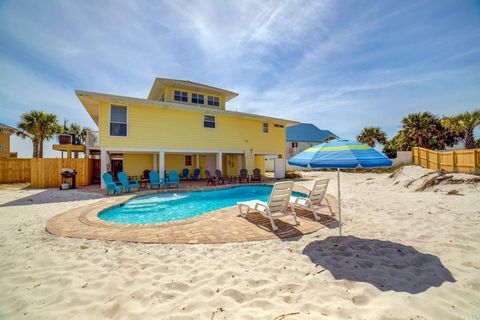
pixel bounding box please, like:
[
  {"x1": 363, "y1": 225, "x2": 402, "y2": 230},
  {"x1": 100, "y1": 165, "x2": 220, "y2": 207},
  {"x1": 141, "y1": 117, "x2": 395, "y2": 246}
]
[
  {"x1": 321, "y1": 135, "x2": 337, "y2": 143},
  {"x1": 442, "y1": 109, "x2": 480, "y2": 149},
  {"x1": 65, "y1": 122, "x2": 91, "y2": 158},
  {"x1": 398, "y1": 112, "x2": 457, "y2": 150},
  {"x1": 16, "y1": 110, "x2": 61, "y2": 158},
  {"x1": 356, "y1": 127, "x2": 387, "y2": 147}
]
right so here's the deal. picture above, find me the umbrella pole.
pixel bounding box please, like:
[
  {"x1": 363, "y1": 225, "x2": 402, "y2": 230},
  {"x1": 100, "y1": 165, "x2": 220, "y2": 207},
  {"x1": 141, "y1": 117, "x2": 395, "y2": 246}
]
[{"x1": 337, "y1": 168, "x2": 342, "y2": 236}]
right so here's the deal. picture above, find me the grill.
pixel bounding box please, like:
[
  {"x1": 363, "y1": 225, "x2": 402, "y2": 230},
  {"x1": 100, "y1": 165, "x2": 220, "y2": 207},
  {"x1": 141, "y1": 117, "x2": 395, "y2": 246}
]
[{"x1": 60, "y1": 168, "x2": 77, "y2": 190}]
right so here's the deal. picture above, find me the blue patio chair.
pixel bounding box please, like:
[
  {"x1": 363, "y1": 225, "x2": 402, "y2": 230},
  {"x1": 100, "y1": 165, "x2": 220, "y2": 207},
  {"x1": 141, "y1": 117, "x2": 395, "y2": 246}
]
[
  {"x1": 149, "y1": 170, "x2": 164, "y2": 189},
  {"x1": 117, "y1": 172, "x2": 139, "y2": 192},
  {"x1": 181, "y1": 168, "x2": 189, "y2": 181},
  {"x1": 191, "y1": 168, "x2": 201, "y2": 180},
  {"x1": 102, "y1": 172, "x2": 124, "y2": 196},
  {"x1": 166, "y1": 170, "x2": 180, "y2": 188}
]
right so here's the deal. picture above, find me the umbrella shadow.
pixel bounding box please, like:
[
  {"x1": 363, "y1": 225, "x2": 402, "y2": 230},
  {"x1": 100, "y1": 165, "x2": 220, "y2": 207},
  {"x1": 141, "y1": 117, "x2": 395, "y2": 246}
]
[{"x1": 303, "y1": 236, "x2": 455, "y2": 293}]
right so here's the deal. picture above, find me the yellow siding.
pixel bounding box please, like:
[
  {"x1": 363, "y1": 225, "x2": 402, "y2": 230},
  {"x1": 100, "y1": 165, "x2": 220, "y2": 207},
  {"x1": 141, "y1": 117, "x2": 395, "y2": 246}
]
[
  {"x1": 123, "y1": 154, "x2": 153, "y2": 178},
  {"x1": 165, "y1": 154, "x2": 197, "y2": 174},
  {"x1": 254, "y1": 155, "x2": 265, "y2": 175},
  {"x1": 98, "y1": 101, "x2": 286, "y2": 167},
  {"x1": 0, "y1": 132, "x2": 11, "y2": 158},
  {"x1": 164, "y1": 86, "x2": 225, "y2": 109}
]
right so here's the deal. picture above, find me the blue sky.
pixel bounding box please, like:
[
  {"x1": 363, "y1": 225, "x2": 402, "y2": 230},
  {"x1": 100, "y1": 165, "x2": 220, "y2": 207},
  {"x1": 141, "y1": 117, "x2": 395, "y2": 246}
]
[{"x1": 1, "y1": 0, "x2": 479, "y2": 157}]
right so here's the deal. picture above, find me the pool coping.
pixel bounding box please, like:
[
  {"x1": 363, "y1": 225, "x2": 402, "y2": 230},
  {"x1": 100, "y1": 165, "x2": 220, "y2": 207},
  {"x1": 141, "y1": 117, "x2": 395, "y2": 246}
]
[{"x1": 46, "y1": 183, "x2": 339, "y2": 244}]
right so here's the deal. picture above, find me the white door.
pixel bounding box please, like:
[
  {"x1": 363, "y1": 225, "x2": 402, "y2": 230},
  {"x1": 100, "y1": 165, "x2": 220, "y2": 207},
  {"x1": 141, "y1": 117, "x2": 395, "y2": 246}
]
[
  {"x1": 206, "y1": 155, "x2": 216, "y2": 174},
  {"x1": 274, "y1": 156, "x2": 285, "y2": 179}
]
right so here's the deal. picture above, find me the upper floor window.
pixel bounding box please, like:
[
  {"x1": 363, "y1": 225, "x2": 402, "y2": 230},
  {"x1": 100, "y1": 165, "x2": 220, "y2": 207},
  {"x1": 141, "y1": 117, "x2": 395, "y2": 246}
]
[
  {"x1": 204, "y1": 115, "x2": 215, "y2": 128},
  {"x1": 192, "y1": 93, "x2": 204, "y2": 104},
  {"x1": 274, "y1": 124, "x2": 284, "y2": 128},
  {"x1": 110, "y1": 105, "x2": 127, "y2": 136},
  {"x1": 207, "y1": 96, "x2": 219, "y2": 107},
  {"x1": 174, "y1": 90, "x2": 188, "y2": 102},
  {"x1": 263, "y1": 122, "x2": 269, "y2": 133}
]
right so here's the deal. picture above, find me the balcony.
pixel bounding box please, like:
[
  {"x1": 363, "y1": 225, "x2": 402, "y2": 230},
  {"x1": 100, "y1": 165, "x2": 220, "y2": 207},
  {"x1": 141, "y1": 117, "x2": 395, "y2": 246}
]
[{"x1": 85, "y1": 131, "x2": 99, "y2": 147}]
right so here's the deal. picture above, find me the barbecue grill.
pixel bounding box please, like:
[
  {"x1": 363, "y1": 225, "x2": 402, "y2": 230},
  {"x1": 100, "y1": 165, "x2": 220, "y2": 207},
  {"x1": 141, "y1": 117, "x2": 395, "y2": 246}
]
[{"x1": 60, "y1": 168, "x2": 77, "y2": 189}]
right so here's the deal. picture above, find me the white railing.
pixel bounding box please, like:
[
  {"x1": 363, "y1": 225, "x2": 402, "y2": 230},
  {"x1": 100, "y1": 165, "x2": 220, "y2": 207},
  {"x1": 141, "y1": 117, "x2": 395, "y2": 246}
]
[{"x1": 85, "y1": 131, "x2": 99, "y2": 147}]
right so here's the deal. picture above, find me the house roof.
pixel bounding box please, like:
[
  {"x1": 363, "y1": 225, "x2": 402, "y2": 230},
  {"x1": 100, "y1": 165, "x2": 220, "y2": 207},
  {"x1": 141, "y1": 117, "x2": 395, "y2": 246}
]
[
  {"x1": 286, "y1": 123, "x2": 336, "y2": 142},
  {"x1": 0, "y1": 123, "x2": 16, "y2": 131},
  {"x1": 148, "y1": 78, "x2": 239, "y2": 101},
  {"x1": 75, "y1": 90, "x2": 299, "y2": 127}
]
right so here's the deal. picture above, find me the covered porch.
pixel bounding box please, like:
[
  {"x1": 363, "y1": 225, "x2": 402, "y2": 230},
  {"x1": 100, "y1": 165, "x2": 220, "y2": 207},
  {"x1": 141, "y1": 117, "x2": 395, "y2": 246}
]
[{"x1": 94, "y1": 148, "x2": 279, "y2": 188}]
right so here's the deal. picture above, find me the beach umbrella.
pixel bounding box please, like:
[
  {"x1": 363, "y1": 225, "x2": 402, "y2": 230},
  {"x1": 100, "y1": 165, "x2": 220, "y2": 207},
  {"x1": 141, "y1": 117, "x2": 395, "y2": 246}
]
[{"x1": 288, "y1": 139, "x2": 393, "y2": 235}]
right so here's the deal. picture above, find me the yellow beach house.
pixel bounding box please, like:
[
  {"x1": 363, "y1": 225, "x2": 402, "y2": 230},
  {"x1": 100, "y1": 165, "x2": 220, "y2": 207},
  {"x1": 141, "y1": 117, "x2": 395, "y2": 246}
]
[
  {"x1": 76, "y1": 78, "x2": 298, "y2": 188},
  {"x1": 0, "y1": 123, "x2": 17, "y2": 159}
]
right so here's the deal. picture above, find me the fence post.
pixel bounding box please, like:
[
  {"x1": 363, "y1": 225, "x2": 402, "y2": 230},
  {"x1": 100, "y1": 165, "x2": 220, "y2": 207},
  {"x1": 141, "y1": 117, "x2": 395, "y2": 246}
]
[
  {"x1": 436, "y1": 152, "x2": 440, "y2": 170},
  {"x1": 426, "y1": 149, "x2": 430, "y2": 168},
  {"x1": 476, "y1": 149, "x2": 480, "y2": 171},
  {"x1": 452, "y1": 151, "x2": 457, "y2": 172}
]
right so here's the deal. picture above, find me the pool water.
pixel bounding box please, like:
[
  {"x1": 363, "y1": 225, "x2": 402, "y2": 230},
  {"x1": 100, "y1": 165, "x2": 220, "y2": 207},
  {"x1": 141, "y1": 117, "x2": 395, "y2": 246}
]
[{"x1": 98, "y1": 185, "x2": 304, "y2": 224}]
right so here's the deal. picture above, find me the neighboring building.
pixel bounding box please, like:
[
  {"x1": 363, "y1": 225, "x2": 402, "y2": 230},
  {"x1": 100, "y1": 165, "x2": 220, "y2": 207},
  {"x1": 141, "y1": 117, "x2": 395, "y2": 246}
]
[
  {"x1": 286, "y1": 123, "x2": 335, "y2": 158},
  {"x1": 76, "y1": 77, "x2": 298, "y2": 188},
  {"x1": 0, "y1": 123, "x2": 16, "y2": 159}
]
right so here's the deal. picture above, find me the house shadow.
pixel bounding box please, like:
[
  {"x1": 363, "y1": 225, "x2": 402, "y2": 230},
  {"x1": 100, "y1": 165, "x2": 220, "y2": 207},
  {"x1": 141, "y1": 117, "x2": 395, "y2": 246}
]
[
  {"x1": 0, "y1": 188, "x2": 104, "y2": 208},
  {"x1": 303, "y1": 236, "x2": 455, "y2": 294}
]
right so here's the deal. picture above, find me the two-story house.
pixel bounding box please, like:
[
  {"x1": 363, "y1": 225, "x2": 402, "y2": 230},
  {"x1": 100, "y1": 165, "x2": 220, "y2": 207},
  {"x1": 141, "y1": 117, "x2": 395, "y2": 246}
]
[
  {"x1": 76, "y1": 78, "x2": 298, "y2": 188},
  {"x1": 0, "y1": 123, "x2": 17, "y2": 159}
]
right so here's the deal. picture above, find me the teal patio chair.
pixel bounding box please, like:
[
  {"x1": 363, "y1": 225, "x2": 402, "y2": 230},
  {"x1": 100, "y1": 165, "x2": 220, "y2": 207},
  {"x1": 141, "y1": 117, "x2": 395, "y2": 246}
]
[
  {"x1": 192, "y1": 168, "x2": 201, "y2": 180},
  {"x1": 149, "y1": 170, "x2": 164, "y2": 189},
  {"x1": 166, "y1": 170, "x2": 180, "y2": 188},
  {"x1": 102, "y1": 172, "x2": 124, "y2": 196},
  {"x1": 181, "y1": 168, "x2": 189, "y2": 181},
  {"x1": 118, "y1": 172, "x2": 140, "y2": 192}
]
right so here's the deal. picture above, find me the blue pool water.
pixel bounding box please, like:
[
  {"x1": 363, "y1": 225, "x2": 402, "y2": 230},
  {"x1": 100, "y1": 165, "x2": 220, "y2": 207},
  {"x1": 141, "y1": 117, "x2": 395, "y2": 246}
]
[{"x1": 99, "y1": 185, "x2": 304, "y2": 224}]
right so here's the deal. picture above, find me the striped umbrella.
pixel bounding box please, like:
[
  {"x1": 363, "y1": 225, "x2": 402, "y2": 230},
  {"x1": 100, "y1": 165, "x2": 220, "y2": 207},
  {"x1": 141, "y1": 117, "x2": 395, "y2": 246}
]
[{"x1": 288, "y1": 139, "x2": 392, "y2": 235}]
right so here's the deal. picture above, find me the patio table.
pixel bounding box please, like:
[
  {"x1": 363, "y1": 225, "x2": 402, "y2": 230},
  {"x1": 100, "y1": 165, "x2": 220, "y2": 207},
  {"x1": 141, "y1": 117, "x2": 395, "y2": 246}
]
[{"x1": 138, "y1": 179, "x2": 150, "y2": 191}]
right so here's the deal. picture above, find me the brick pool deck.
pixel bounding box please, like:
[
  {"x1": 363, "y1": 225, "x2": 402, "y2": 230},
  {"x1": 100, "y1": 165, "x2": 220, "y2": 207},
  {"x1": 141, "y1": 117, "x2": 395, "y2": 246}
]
[{"x1": 46, "y1": 182, "x2": 338, "y2": 244}]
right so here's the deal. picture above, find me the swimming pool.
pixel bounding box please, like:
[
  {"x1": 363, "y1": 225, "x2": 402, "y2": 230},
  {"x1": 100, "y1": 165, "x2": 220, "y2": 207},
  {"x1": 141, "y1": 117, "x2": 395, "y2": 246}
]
[{"x1": 98, "y1": 185, "x2": 304, "y2": 224}]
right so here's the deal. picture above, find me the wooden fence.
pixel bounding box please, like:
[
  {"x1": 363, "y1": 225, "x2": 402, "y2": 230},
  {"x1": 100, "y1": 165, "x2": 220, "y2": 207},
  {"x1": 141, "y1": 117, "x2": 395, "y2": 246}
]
[
  {"x1": 412, "y1": 147, "x2": 480, "y2": 173},
  {"x1": 0, "y1": 158, "x2": 93, "y2": 188},
  {"x1": 0, "y1": 159, "x2": 31, "y2": 183}
]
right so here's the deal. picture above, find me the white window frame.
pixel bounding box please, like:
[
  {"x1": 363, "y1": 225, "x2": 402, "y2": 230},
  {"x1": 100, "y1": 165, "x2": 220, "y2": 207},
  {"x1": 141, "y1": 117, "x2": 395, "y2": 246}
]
[
  {"x1": 109, "y1": 104, "x2": 128, "y2": 137},
  {"x1": 192, "y1": 93, "x2": 204, "y2": 104},
  {"x1": 203, "y1": 115, "x2": 216, "y2": 128},
  {"x1": 207, "y1": 96, "x2": 220, "y2": 107},
  {"x1": 174, "y1": 90, "x2": 188, "y2": 102},
  {"x1": 263, "y1": 122, "x2": 269, "y2": 133},
  {"x1": 0, "y1": 144, "x2": 3, "y2": 151}
]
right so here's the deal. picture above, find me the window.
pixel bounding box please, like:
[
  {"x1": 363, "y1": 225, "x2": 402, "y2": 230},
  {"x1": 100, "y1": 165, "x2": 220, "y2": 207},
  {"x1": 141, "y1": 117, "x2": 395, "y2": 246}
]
[
  {"x1": 192, "y1": 93, "x2": 204, "y2": 104},
  {"x1": 263, "y1": 122, "x2": 269, "y2": 133},
  {"x1": 174, "y1": 90, "x2": 188, "y2": 102},
  {"x1": 274, "y1": 124, "x2": 284, "y2": 128},
  {"x1": 0, "y1": 144, "x2": 3, "y2": 150},
  {"x1": 204, "y1": 115, "x2": 215, "y2": 128},
  {"x1": 185, "y1": 155, "x2": 192, "y2": 166},
  {"x1": 110, "y1": 105, "x2": 127, "y2": 136},
  {"x1": 0, "y1": 129, "x2": 3, "y2": 133},
  {"x1": 291, "y1": 142, "x2": 298, "y2": 148},
  {"x1": 207, "y1": 96, "x2": 219, "y2": 107}
]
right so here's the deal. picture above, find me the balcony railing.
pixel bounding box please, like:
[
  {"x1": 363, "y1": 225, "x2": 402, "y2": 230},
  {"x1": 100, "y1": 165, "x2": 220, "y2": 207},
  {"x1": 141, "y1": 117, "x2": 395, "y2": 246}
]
[{"x1": 85, "y1": 131, "x2": 99, "y2": 147}]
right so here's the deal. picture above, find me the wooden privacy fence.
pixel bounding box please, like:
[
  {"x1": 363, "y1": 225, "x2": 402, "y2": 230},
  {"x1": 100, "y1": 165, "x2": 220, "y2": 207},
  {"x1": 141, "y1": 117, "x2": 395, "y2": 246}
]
[
  {"x1": 412, "y1": 147, "x2": 480, "y2": 173},
  {"x1": 0, "y1": 159, "x2": 31, "y2": 183},
  {"x1": 0, "y1": 158, "x2": 93, "y2": 188}
]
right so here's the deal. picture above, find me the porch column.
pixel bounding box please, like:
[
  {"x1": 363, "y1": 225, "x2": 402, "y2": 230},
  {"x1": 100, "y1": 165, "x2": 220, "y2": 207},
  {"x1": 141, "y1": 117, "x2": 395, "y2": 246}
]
[
  {"x1": 216, "y1": 152, "x2": 222, "y2": 171},
  {"x1": 100, "y1": 148, "x2": 108, "y2": 189},
  {"x1": 196, "y1": 154, "x2": 200, "y2": 169},
  {"x1": 159, "y1": 151, "x2": 165, "y2": 179}
]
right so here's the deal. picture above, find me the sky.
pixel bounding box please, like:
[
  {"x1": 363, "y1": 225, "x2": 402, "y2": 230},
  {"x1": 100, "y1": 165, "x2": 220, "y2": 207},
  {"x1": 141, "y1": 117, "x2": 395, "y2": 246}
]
[{"x1": 0, "y1": 0, "x2": 479, "y2": 157}]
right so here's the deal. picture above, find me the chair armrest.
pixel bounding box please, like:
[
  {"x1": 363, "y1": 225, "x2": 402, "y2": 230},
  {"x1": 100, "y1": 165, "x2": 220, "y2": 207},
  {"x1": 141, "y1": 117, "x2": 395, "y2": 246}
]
[{"x1": 254, "y1": 202, "x2": 268, "y2": 211}]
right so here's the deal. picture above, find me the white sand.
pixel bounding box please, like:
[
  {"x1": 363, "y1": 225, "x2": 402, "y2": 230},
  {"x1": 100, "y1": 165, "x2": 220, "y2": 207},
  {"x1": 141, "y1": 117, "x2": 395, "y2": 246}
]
[{"x1": 0, "y1": 166, "x2": 479, "y2": 319}]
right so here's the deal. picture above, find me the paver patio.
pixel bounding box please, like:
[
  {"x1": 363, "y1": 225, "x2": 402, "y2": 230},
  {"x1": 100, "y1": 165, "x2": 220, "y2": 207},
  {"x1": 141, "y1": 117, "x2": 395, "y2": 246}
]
[{"x1": 46, "y1": 183, "x2": 338, "y2": 244}]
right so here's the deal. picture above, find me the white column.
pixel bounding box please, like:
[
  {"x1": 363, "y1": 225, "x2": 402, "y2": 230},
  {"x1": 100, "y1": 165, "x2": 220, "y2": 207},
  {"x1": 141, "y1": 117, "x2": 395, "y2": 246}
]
[
  {"x1": 159, "y1": 151, "x2": 165, "y2": 179},
  {"x1": 216, "y1": 152, "x2": 223, "y2": 172},
  {"x1": 100, "y1": 148, "x2": 108, "y2": 189},
  {"x1": 196, "y1": 154, "x2": 200, "y2": 169}
]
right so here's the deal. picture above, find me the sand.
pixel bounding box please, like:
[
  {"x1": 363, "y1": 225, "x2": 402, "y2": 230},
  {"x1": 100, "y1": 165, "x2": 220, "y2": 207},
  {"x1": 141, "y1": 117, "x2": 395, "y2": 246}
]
[{"x1": 0, "y1": 165, "x2": 479, "y2": 319}]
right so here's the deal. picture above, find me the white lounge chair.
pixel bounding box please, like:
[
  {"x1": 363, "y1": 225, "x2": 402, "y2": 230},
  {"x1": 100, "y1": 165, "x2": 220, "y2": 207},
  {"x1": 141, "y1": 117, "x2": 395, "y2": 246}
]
[
  {"x1": 237, "y1": 181, "x2": 300, "y2": 231},
  {"x1": 290, "y1": 179, "x2": 330, "y2": 220}
]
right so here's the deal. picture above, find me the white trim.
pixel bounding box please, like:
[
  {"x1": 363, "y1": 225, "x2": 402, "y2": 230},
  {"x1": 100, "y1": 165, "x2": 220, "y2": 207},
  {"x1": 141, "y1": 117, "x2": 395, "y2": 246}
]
[
  {"x1": 102, "y1": 146, "x2": 245, "y2": 154},
  {"x1": 108, "y1": 104, "x2": 129, "y2": 138}
]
